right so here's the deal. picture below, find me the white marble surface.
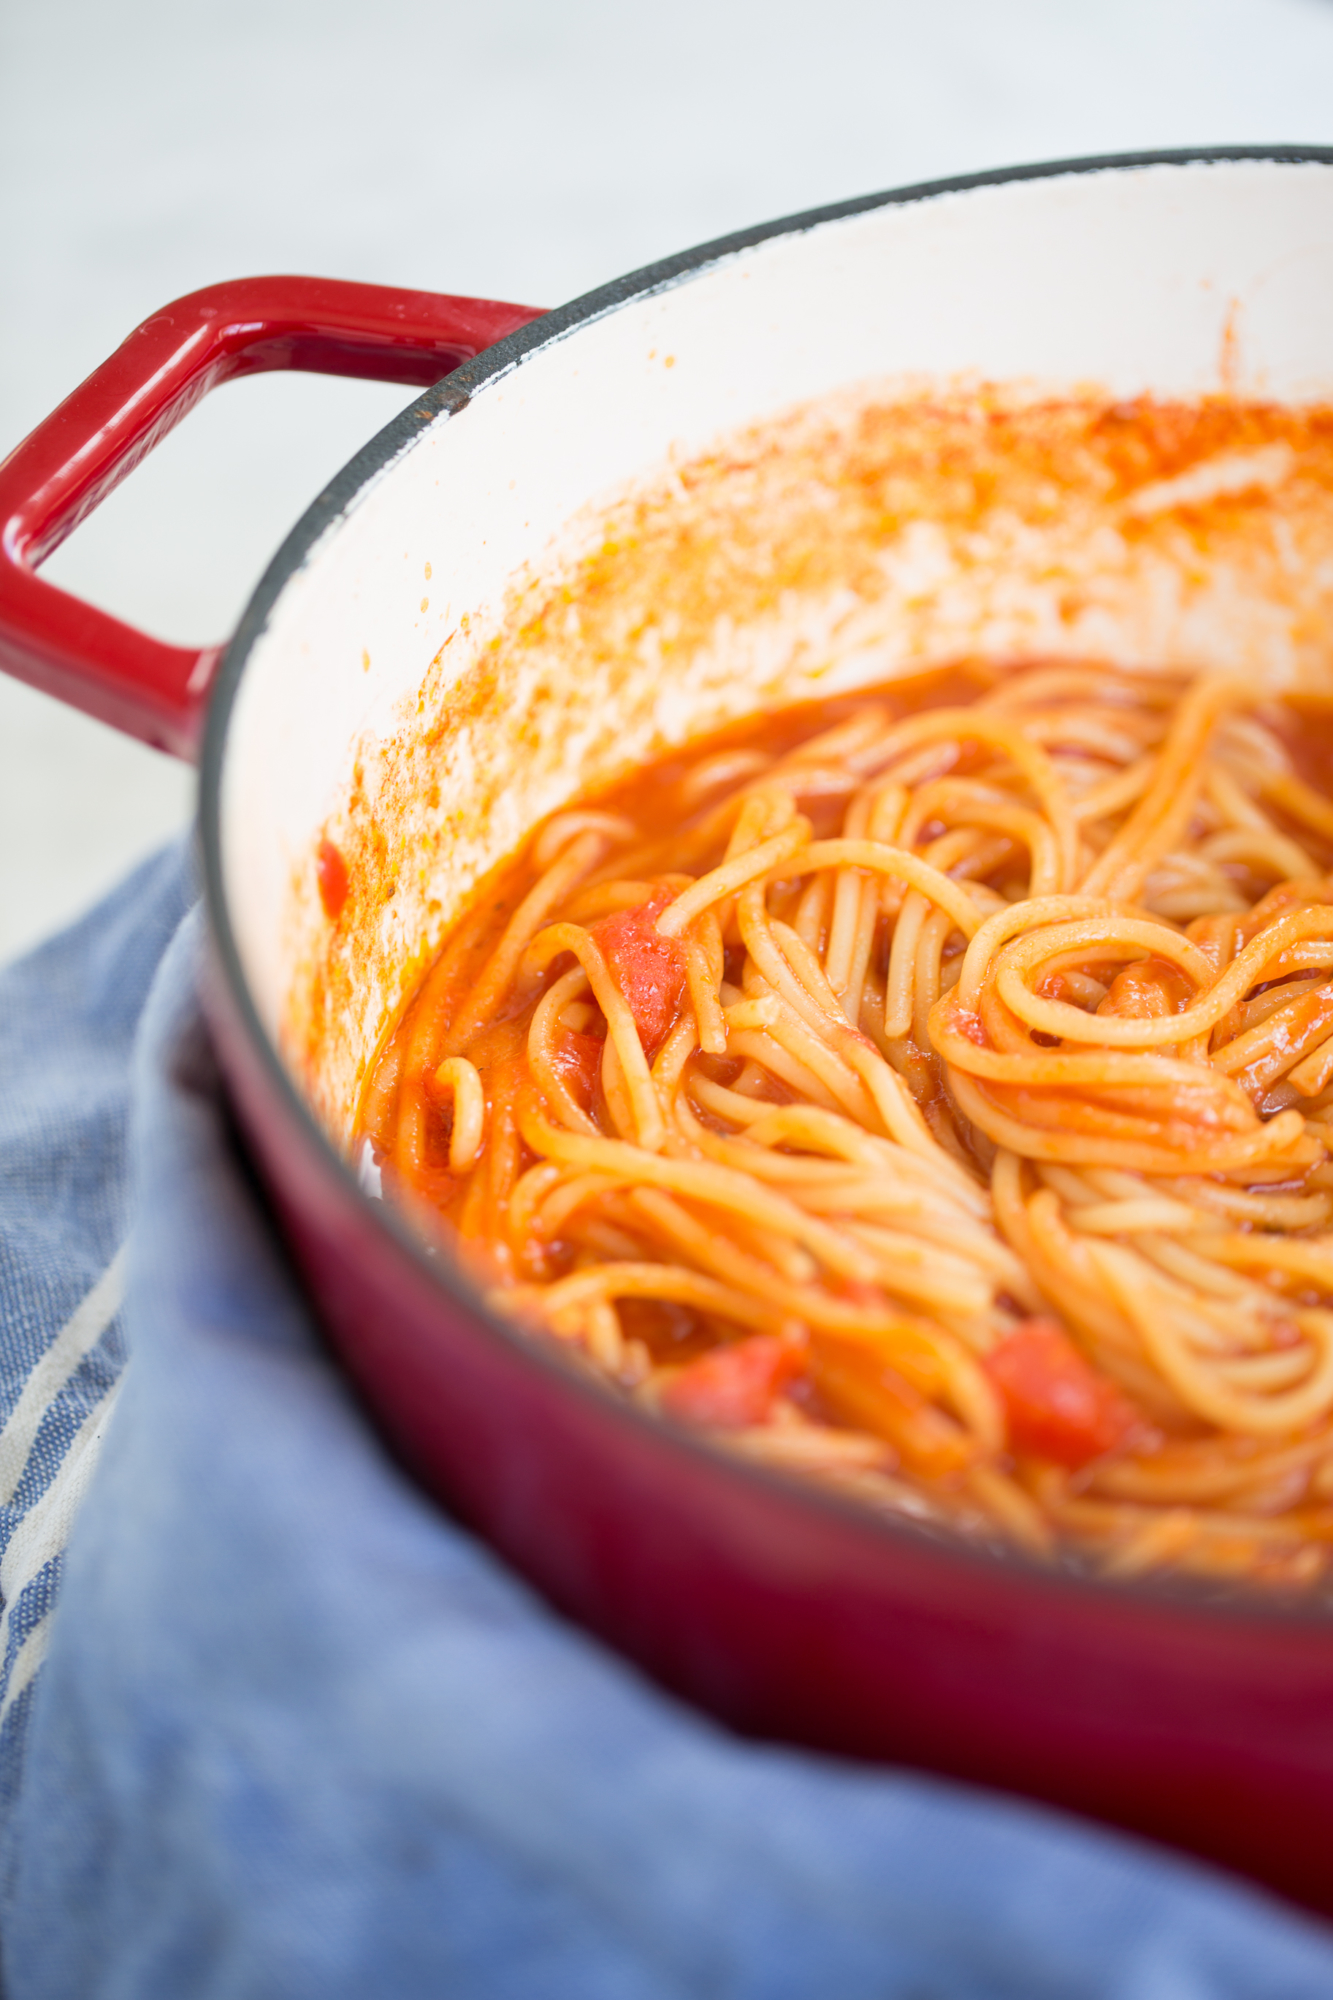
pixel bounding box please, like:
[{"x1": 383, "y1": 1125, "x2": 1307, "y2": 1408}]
[{"x1": 3, "y1": 0, "x2": 1333, "y2": 960}]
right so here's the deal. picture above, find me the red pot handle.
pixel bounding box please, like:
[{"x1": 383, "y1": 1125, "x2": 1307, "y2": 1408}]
[{"x1": 0, "y1": 277, "x2": 542, "y2": 760}]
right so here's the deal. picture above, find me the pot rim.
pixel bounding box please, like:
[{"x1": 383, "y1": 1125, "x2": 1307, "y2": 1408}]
[{"x1": 198, "y1": 143, "x2": 1333, "y2": 1639}]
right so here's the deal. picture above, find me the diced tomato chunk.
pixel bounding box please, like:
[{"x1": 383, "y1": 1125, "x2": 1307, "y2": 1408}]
[
  {"x1": 660, "y1": 1336, "x2": 804, "y2": 1430},
  {"x1": 985, "y1": 1318, "x2": 1137, "y2": 1469},
  {"x1": 1097, "y1": 956, "x2": 1193, "y2": 1021},
  {"x1": 550, "y1": 1029, "x2": 603, "y2": 1109},
  {"x1": 590, "y1": 886, "x2": 687, "y2": 1055}
]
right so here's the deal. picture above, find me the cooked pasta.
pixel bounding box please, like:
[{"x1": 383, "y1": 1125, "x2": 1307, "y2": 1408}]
[{"x1": 360, "y1": 659, "x2": 1333, "y2": 1592}]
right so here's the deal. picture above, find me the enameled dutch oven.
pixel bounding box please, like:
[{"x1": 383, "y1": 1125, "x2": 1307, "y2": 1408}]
[{"x1": 5, "y1": 147, "x2": 1333, "y2": 1910}]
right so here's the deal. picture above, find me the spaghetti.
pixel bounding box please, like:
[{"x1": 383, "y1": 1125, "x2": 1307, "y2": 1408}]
[{"x1": 360, "y1": 660, "x2": 1333, "y2": 1592}]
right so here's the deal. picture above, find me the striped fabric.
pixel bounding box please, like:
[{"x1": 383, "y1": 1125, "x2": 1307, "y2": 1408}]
[
  {"x1": 0, "y1": 844, "x2": 192, "y2": 1816},
  {"x1": 0, "y1": 1247, "x2": 126, "y2": 1729},
  {"x1": 7, "y1": 841, "x2": 1333, "y2": 1997}
]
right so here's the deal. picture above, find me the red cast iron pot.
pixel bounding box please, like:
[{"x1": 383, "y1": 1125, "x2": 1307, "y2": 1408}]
[{"x1": 5, "y1": 147, "x2": 1333, "y2": 1912}]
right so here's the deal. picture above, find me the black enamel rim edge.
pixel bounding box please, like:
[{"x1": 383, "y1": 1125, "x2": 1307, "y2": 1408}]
[{"x1": 199, "y1": 145, "x2": 1333, "y2": 1635}]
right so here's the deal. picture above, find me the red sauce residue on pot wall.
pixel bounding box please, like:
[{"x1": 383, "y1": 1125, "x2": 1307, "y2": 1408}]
[
  {"x1": 288, "y1": 389, "x2": 1333, "y2": 1136},
  {"x1": 316, "y1": 838, "x2": 349, "y2": 922}
]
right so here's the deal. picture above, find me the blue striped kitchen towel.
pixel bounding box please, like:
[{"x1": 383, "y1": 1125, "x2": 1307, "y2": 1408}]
[
  {"x1": 2, "y1": 842, "x2": 1333, "y2": 1997},
  {"x1": 0, "y1": 843, "x2": 192, "y2": 1796}
]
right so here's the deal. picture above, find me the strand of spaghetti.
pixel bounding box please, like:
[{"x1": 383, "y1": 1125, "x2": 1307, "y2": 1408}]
[
  {"x1": 1050, "y1": 1491, "x2": 1322, "y2": 1557},
  {"x1": 842, "y1": 1224, "x2": 993, "y2": 1320},
  {"x1": 359, "y1": 1039, "x2": 403, "y2": 1153},
  {"x1": 832, "y1": 879, "x2": 875, "y2": 977},
  {"x1": 1099, "y1": 1511, "x2": 1203, "y2": 1581},
  {"x1": 672, "y1": 1097, "x2": 981, "y2": 1209},
  {"x1": 398, "y1": 891, "x2": 498, "y2": 1085},
  {"x1": 625, "y1": 1187, "x2": 982, "y2": 1344},
  {"x1": 1201, "y1": 1235, "x2": 1333, "y2": 1288},
  {"x1": 1259, "y1": 768, "x2": 1333, "y2": 844},
  {"x1": 733, "y1": 902, "x2": 868, "y2": 1087},
  {"x1": 430, "y1": 1058, "x2": 486, "y2": 1174},
  {"x1": 899, "y1": 786, "x2": 1061, "y2": 898},
  {"x1": 530, "y1": 1263, "x2": 779, "y2": 1332},
  {"x1": 931, "y1": 995, "x2": 1257, "y2": 1105},
  {"x1": 597, "y1": 1031, "x2": 639, "y2": 1147},
  {"x1": 1081, "y1": 675, "x2": 1240, "y2": 901},
  {"x1": 1065, "y1": 1196, "x2": 1221, "y2": 1235},
  {"x1": 956, "y1": 898, "x2": 1174, "y2": 1011},
  {"x1": 768, "y1": 919, "x2": 856, "y2": 1032},
  {"x1": 1069, "y1": 757, "x2": 1155, "y2": 823},
  {"x1": 1090, "y1": 1242, "x2": 1333, "y2": 1433},
  {"x1": 896, "y1": 775, "x2": 1008, "y2": 847},
  {"x1": 1014, "y1": 1186, "x2": 1172, "y2": 1398},
  {"x1": 526, "y1": 966, "x2": 601, "y2": 1138},
  {"x1": 763, "y1": 1186, "x2": 1019, "y2": 1285},
  {"x1": 823, "y1": 785, "x2": 875, "y2": 997},
  {"x1": 505, "y1": 1161, "x2": 565, "y2": 1269},
  {"x1": 654, "y1": 821, "x2": 810, "y2": 937},
  {"x1": 1142, "y1": 931, "x2": 1241, "y2": 1011},
  {"x1": 865, "y1": 710, "x2": 1079, "y2": 888},
  {"x1": 516, "y1": 1099, "x2": 881, "y2": 1281},
  {"x1": 998, "y1": 906, "x2": 1333, "y2": 1048},
  {"x1": 580, "y1": 1298, "x2": 626, "y2": 1372},
  {"x1": 1213, "y1": 1350, "x2": 1314, "y2": 1392},
  {"x1": 1212, "y1": 983, "x2": 1333, "y2": 1080},
  {"x1": 684, "y1": 908, "x2": 726, "y2": 1056},
  {"x1": 710, "y1": 1171, "x2": 999, "y2": 1266},
  {"x1": 522, "y1": 923, "x2": 665, "y2": 1151},
  {"x1": 840, "y1": 1036, "x2": 965, "y2": 1169},
  {"x1": 530, "y1": 810, "x2": 636, "y2": 871},
  {"x1": 725, "y1": 1027, "x2": 844, "y2": 1113},
  {"x1": 980, "y1": 663, "x2": 1181, "y2": 711},
  {"x1": 824, "y1": 772, "x2": 908, "y2": 984},
  {"x1": 912, "y1": 905, "x2": 954, "y2": 1047},
  {"x1": 976, "y1": 1081, "x2": 1261, "y2": 1141},
  {"x1": 1204, "y1": 826, "x2": 1324, "y2": 885},
  {"x1": 441, "y1": 829, "x2": 607, "y2": 1056},
  {"x1": 737, "y1": 999, "x2": 878, "y2": 1125},
  {"x1": 840, "y1": 798, "x2": 901, "y2": 1018},
  {"x1": 724, "y1": 997, "x2": 780, "y2": 1032},
  {"x1": 948, "y1": 1068, "x2": 1312, "y2": 1172},
  {"x1": 1138, "y1": 1236, "x2": 1260, "y2": 1299},
  {"x1": 1288, "y1": 1031, "x2": 1333, "y2": 1097},
  {"x1": 677, "y1": 747, "x2": 772, "y2": 808},
  {"x1": 622, "y1": 772, "x2": 799, "y2": 880},
  {"x1": 774, "y1": 841, "x2": 981, "y2": 938},
  {"x1": 1091, "y1": 1431, "x2": 1333, "y2": 1504},
  {"x1": 626, "y1": 1188, "x2": 811, "y2": 1300},
  {"x1": 1206, "y1": 761, "x2": 1316, "y2": 865},
  {"x1": 883, "y1": 890, "x2": 927, "y2": 1040},
  {"x1": 735, "y1": 1102, "x2": 988, "y2": 1219},
  {"x1": 563, "y1": 879, "x2": 659, "y2": 924},
  {"x1": 392, "y1": 897, "x2": 499, "y2": 1172},
  {"x1": 686, "y1": 1072, "x2": 792, "y2": 1128},
  {"x1": 535, "y1": 1171, "x2": 626, "y2": 1238},
  {"x1": 966, "y1": 1465, "x2": 1054, "y2": 1557},
  {"x1": 792, "y1": 870, "x2": 831, "y2": 952},
  {"x1": 456, "y1": 1069, "x2": 522, "y2": 1253},
  {"x1": 796, "y1": 703, "x2": 898, "y2": 769},
  {"x1": 653, "y1": 1009, "x2": 702, "y2": 1109}
]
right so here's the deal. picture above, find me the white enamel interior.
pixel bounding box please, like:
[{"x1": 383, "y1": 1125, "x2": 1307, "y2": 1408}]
[{"x1": 219, "y1": 157, "x2": 1333, "y2": 1140}]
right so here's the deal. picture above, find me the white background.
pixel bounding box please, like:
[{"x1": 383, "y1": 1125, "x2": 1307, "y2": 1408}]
[{"x1": 3, "y1": 0, "x2": 1333, "y2": 960}]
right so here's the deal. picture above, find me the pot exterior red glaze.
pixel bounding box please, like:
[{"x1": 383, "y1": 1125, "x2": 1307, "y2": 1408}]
[
  {"x1": 208, "y1": 941, "x2": 1333, "y2": 1909},
  {"x1": 8, "y1": 150, "x2": 1333, "y2": 1914}
]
